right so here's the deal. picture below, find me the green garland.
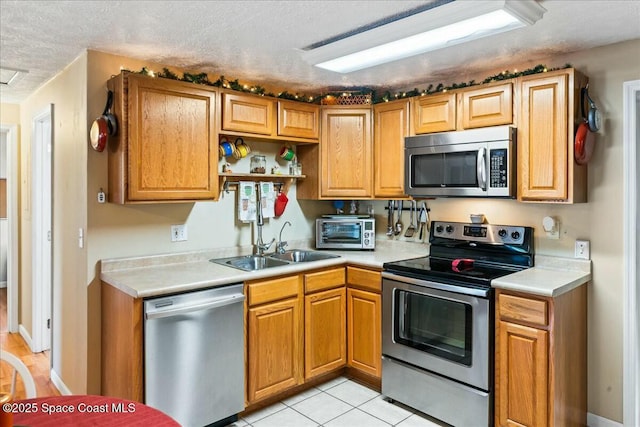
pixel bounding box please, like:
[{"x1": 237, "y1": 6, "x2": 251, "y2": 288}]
[{"x1": 125, "y1": 63, "x2": 571, "y2": 105}]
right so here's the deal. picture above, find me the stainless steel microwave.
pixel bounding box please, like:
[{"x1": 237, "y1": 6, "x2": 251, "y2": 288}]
[
  {"x1": 316, "y1": 216, "x2": 375, "y2": 250},
  {"x1": 405, "y1": 126, "x2": 516, "y2": 198}
]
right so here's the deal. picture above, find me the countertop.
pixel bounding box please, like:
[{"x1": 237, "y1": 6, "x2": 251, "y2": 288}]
[
  {"x1": 101, "y1": 243, "x2": 591, "y2": 299},
  {"x1": 491, "y1": 255, "x2": 592, "y2": 297},
  {"x1": 100, "y1": 240, "x2": 430, "y2": 298}
]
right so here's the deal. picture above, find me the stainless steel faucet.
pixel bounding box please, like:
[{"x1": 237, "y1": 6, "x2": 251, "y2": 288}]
[
  {"x1": 277, "y1": 221, "x2": 292, "y2": 254},
  {"x1": 254, "y1": 184, "x2": 275, "y2": 256}
]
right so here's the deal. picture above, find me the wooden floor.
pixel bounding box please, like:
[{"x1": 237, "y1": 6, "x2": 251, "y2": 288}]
[{"x1": 0, "y1": 288, "x2": 60, "y2": 398}]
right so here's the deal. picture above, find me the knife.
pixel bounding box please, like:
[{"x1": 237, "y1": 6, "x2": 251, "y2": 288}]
[{"x1": 418, "y1": 204, "x2": 427, "y2": 240}]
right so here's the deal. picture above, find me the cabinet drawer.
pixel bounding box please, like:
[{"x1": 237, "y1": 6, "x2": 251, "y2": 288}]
[
  {"x1": 304, "y1": 268, "x2": 345, "y2": 294},
  {"x1": 346, "y1": 266, "x2": 381, "y2": 292},
  {"x1": 499, "y1": 293, "x2": 548, "y2": 327},
  {"x1": 247, "y1": 275, "x2": 300, "y2": 306}
]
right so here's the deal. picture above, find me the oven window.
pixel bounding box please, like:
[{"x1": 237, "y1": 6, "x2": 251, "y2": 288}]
[
  {"x1": 321, "y1": 222, "x2": 362, "y2": 244},
  {"x1": 411, "y1": 151, "x2": 478, "y2": 187},
  {"x1": 394, "y1": 289, "x2": 472, "y2": 366}
]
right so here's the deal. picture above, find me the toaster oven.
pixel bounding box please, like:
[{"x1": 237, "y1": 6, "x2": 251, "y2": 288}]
[{"x1": 316, "y1": 216, "x2": 375, "y2": 250}]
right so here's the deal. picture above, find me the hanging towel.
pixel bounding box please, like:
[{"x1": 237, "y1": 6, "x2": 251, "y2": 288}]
[
  {"x1": 238, "y1": 181, "x2": 257, "y2": 222},
  {"x1": 260, "y1": 182, "x2": 276, "y2": 219}
]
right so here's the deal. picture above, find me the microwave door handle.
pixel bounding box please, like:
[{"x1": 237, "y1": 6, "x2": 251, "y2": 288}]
[{"x1": 477, "y1": 147, "x2": 487, "y2": 190}]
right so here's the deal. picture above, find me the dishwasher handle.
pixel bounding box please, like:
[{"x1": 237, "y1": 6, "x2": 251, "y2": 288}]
[{"x1": 146, "y1": 294, "x2": 245, "y2": 320}]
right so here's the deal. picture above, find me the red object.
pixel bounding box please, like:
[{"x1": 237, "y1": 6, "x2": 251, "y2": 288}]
[
  {"x1": 12, "y1": 395, "x2": 179, "y2": 427},
  {"x1": 275, "y1": 192, "x2": 288, "y2": 217},
  {"x1": 452, "y1": 258, "x2": 475, "y2": 272},
  {"x1": 575, "y1": 120, "x2": 595, "y2": 165}
]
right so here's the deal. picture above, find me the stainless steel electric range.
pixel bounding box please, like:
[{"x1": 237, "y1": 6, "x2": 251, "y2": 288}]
[{"x1": 381, "y1": 221, "x2": 534, "y2": 427}]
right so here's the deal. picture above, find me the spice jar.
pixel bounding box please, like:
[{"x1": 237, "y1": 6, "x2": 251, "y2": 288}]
[{"x1": 250, "y1": 155, "x2": 266, "y2": 174}]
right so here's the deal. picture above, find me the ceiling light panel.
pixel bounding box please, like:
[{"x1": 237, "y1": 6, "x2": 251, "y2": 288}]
[
  {"x1": 0, "y1": 67, "x2": 28, "y2": 86},
  {"x1": 301, "y1": 0, "x2": 546, "y2": 73}
]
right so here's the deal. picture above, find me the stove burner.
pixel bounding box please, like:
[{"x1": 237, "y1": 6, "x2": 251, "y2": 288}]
[{"x1": 383, "y1": 221, "x2": 534, "y2": 290}]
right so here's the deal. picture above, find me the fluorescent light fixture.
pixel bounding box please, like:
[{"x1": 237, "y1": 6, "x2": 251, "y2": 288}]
[
  {"x1": 0, "y1": 67, "x2": 28, "y2": 86},
  {"x1": 301, "y1": 0, "x2": 546, "y2": 73}
]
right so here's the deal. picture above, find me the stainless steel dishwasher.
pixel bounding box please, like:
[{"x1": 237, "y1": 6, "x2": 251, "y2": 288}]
[{"x1": 144, "y1": 283, "x2": 245, "y2": 427}]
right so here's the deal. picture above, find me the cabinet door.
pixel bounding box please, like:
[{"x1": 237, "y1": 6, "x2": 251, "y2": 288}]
[
  {"x1": 321, "y1": 108, "x2": 372, "y2": 198},
  {"x1": 304, "y1": 287, "x2": 346, "y2": 379},
  {"x1": 127, "y1": 74, "x2": 218, "y2": 201},
  {"x1": 461, "y1": 83, "x2": 513, "y2": 129},
  {"x1": 518, "y1": 74, "x2": 568, "y2": 201},
  {"x1": 247, "y1": 297, "x2": 303, "y2": 403},
  {"x1": 222, "y1": 93, "x2": 275, "y2": 135},
  {"x1": 412, "y1": 93, "x2": 456, "y2": 134},
  {"x1": 347, "y1": 288, "x2": 381, "y2": 378},
  {"x1": 278, "y1": 101, "x2": 319, "y2": 140},
  {"x1": 496, "y1": 321, "x2": 548, "y2": 427},
  {"x1": 373, "y1": 100, "x2": 409, "y2": 198}
]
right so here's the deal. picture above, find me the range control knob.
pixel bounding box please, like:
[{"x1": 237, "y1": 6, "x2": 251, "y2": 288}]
[
  {"x1": 511, "y1": 231, "x2": 521, "y2": 240},
  {"x1": 498, "y1": 229, "x2": 508, "y2": 238},
  {"x1": 435, "y1": 225, "x2": 444, "y2": 233},
  {"x1": 445, "y1": 225, "x2": 454, "y2": 233}
]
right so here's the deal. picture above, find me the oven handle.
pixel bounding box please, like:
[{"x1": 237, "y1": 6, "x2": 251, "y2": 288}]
[
  {"x1": 381, "y1": 271, "x2": 491, "y2": 298},
  {"x1": 477, "y1": 147, "x2": 487, "y2": 191}
]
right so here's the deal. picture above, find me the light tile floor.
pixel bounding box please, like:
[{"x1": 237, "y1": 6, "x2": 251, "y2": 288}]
[{"x1": 231, "y1": 376, "x2": 447, "y2": 427}]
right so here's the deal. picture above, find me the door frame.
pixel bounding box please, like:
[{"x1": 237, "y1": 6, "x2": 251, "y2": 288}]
[
  {"x1": 1, "y1": 124, "x2": 19, "y2": 333},
  {"x1": 30, "y1": 105, "x2": 53, "y2": 353},
  {"x1": 623, "y1": 79, "x2": 640, "y2": 427}
]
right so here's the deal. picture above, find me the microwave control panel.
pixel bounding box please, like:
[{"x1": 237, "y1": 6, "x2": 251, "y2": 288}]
[{"x1": 489, "y1": 149, "x2": 508, "y2": 188}]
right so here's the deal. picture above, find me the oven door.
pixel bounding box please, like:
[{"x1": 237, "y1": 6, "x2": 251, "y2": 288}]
[
  {"x1": 382, "y1": 272, "x2": 492, "y2": 391},
  {"x1": 316, "y1": 219, "x2": 363, "y2": 249},
  {"x1": 405, "y1": 141, "x2": 489, "y2": 197}
]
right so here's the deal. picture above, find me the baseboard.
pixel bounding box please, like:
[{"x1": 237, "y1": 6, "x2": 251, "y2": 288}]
[
  {"x1": 0, "y1": 281, "x2": 6, "y2": 288},
  {"x1": 50, "y1": 369, "x2": 72, "y2": 395},
  {"x1": 588, "y1": 412, "x2": 623, "y2": 427},
  {"x1": 18, "y1": 324, "x2": 33, "y2": 351}
]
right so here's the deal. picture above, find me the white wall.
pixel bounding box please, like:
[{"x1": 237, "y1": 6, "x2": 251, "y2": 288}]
[{"x1": 1, "y1": 130, "x2": 7, "y2": 286}]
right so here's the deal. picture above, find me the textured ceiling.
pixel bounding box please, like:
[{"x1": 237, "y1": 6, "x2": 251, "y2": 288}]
[{"x1": 1, "y1": 0, "x2": 639, "y2": 104}]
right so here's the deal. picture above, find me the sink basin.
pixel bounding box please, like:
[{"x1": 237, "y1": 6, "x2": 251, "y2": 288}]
[
  {"x1": 269, "y1": 249, "x2": 340, "y2": 263},
  {"x1": 211, "y1": 255, "x2": 290, "y2": 271}
]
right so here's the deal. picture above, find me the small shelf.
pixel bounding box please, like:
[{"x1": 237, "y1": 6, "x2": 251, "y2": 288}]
[{"x1": 219, "y1": 172, "x2": 305, "y2": 195}]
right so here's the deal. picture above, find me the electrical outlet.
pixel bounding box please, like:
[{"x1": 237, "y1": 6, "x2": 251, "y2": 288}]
[
  {"x1": 171, "y1": 224, "x2": 188, "y2": 242},
  {"x1": 575, "y1": 240, "x2": 590, "y2": 259}
]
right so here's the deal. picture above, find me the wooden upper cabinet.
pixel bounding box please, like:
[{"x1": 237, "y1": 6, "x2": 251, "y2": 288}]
[
  {"x1": 222, "y1": 92, "x2": 275, "y2": 135},
  {"x1": 107, "y1": 72, "x2": 218, "y2": 203},
  {"x1": 460, "y1": 83, "x2": 513, "y2": 129},
  {"x1": 278, "y1": 101, "x2": 319, "y2": 140},
  {"x1": 321, "y1": 107, "x2": 373, "y2": 198},
  {"x1": 518, "y1": 69, "x2": 588, "y2": 203},
  {"x1": 412, "y1": 92, "x2": 456, "y2": 134},
  {"x1": 373, "y1": 100, "x2": 409, "y2": 198}
]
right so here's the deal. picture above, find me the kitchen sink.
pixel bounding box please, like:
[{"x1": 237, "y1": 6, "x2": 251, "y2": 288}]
[
  {"x1": 210, "y1": 255, "x2": 290, "y2": 271},
  {"x1": 210, "y1": 250, "x2": 340, "y2": 271},
  {"x1": 269, "y1": 249, "x2": 340, "y2": 263}
]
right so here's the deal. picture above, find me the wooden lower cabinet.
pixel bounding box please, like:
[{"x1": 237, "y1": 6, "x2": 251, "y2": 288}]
[
  {"x1": 495, "y1": 286, "x2": 587, "y2": 427},
  {"x1": 246, "y1": 275, "x2": 303, "y2": 404},
  {"x1": 347, "y1": 288, "x2": 381, "y2": 378},
  {"x1": 247, "y1": 296, "x2": 303, "y2": 403},
  {"x1": 304, "y1": 287, "x2": 346, "y2": 379},
  {"x1": 346, "y1": 266, "x2": 382, "y2": 379},
  {"x1": 497, "y1": 321, "x2": 549, "y2": 427}
]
